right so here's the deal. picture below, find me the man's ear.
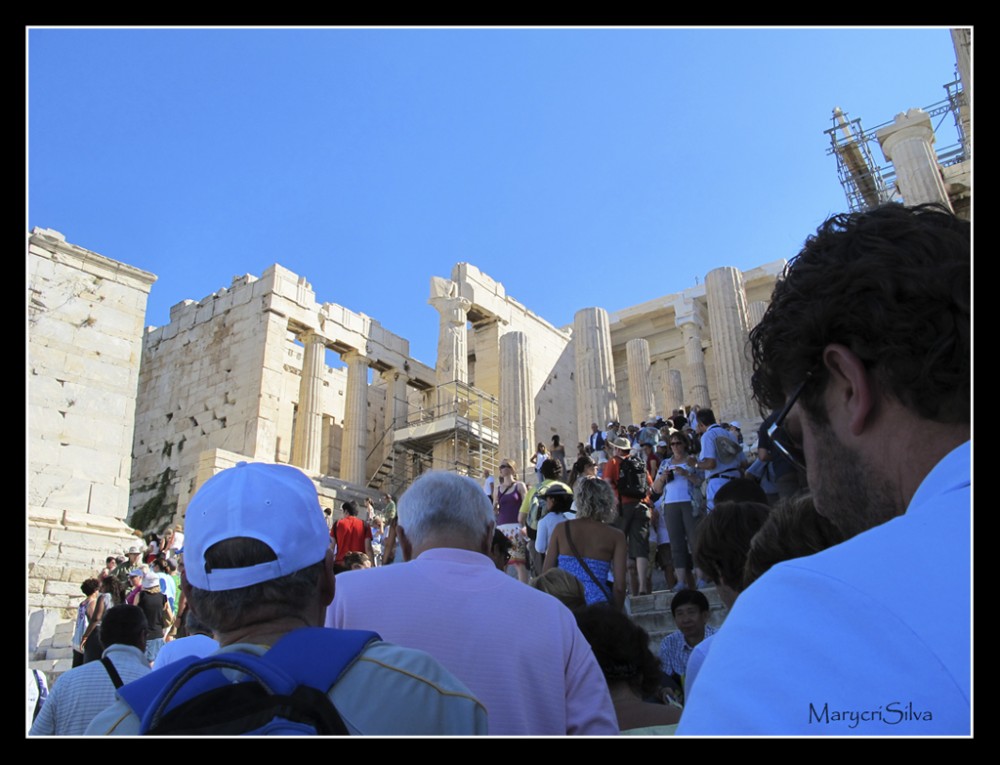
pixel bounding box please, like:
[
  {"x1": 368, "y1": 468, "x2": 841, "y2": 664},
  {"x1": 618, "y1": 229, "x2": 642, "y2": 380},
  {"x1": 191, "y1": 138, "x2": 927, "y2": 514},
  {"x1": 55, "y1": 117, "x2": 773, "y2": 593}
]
[
  {"x1": 482, "y1": 522, "x2": 496, "y2": 555},
  {"x1": 821, "y1": 343, "x2": 876, "y2": 437},
  {"x1": 397, "y1": 526, "x2": 412, "y2": 563},
  {"x1": 318, "y1": 547, "x2": 336, "y2": 608},
  {"x1": 180, "y1": 569, "x2": 194, "y2": 613}
]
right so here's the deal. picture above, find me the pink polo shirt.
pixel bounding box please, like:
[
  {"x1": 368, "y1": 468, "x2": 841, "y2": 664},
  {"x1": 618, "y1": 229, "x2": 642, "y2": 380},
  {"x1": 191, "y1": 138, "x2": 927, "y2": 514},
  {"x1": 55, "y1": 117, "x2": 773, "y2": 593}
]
[{"x1": 327, "y1": 547, "x2": 618, "y2": 736}]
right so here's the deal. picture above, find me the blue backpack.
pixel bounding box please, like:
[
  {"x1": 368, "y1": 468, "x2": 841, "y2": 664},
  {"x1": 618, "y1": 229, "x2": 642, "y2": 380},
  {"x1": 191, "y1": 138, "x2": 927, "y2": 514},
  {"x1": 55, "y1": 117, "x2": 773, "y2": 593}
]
[{"x1": 117, "y1": 627, "x2": 380, "y2": 735}]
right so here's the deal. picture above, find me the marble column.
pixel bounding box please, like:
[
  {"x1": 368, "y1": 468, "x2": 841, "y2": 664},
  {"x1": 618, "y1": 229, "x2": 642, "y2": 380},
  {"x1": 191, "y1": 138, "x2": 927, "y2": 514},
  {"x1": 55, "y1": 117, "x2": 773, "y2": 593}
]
[
  {"x1": 340, "y1": 349, "x2": 370, "y2": 486},
  {"x1": 574, "y1": 308, "x2": 618, "y2": 439},
  {"x1": 951, "y1": 28, "x2": 971, "y2": 157},
  {"x1": 665, "y1": 368, "x2": 684, "y2": 415},
  {"x1": 626, "y1": 338, "x2": 655, "y2": 424},
  {"x1": 747, "y1": 300, "x2": 768, "y2": 330},
  {"x1": 380, "y1": 369, "x2": 408, "y2": 464},
  {"x1": 472, "y1": 318, "x2": 501, "y2": 399},
  {"x1": 500, "y1": 331, "x2": 534, "y2": 479},
  {"x1": 705, "y1": 267, "x2": 755, "y2": 424},
  {"x1": 430, "y1": 295, "x2": 472, "y2": 385},
  {"x1": 675, "y1": 305, "x2": 710, "y2": 409},
  {"x1": 876, "y1": 109, "x2": 953, "y2": 211},
  {"x1": 290, "y1": 331, "x2": 326, "y2": 475},
  {"x1": 392, "y1": 371, "x2": 410, "y2": 430},
  {"x1": 421, "y1": 388, "x2": 436, "y2": 420}
]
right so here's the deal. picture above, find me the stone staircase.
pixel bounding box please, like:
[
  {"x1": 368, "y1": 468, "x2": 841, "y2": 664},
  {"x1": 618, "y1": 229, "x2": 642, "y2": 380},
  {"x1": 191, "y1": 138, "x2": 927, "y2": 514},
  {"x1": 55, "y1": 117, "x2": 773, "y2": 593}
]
[
  {"x1": 30, "y1": 618, "x2": 76, "y2": 688},
  {"x1": 625, "y1": 569, "x2": 729, "y2": 655}
]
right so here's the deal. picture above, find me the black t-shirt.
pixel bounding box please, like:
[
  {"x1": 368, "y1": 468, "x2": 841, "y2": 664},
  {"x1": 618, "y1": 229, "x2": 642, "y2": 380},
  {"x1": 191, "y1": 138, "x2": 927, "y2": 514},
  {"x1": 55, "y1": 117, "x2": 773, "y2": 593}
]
[{"x1": 137, "y1": 591, "x2": 166, "y2": 638}]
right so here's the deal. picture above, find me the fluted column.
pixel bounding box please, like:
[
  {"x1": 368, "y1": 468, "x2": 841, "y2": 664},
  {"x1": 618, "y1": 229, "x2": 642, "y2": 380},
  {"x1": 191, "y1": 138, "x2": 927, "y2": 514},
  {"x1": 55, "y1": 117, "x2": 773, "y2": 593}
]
[
  {"x1": 747, "y1": 300, "x2": 768, "y2": 330},
  {"x1": 290, "y1": 331, "x2": 326, "y2": 474},
  {"x1": 877, "y1": 109, "x2": 953, "y2": 210},
  {"x1": 380, "y1": 369, "x2": 408, "y2": 463},
  {"x1": 675, "y1": 305, "x2": 710, "y2": 409},
  {"x1": 574, "y1": 308, "x2": 618, "y2": 439},
  {"x1": 500, "y1": 331, "x2": 534, "y2": 478},
  {"x1": 430, "y1": 295, "x2": 471, "y2": 385},
  {"x1": 626, "y1": 338, "x2": 655, "y2": 425},
  {"x1": 392, "y1": 371, "x2": 410, "y2": 429},
  {"x1": 950, "y1": 28, "x2": 971, "y2": 158},
  {"x1": 472, "y1": 318, "x2": 502, "y2": 399},
  {"x1": 665, "y1": 369, "x2": 684, "y2": 415},
  {"x1": 705, "y1": 267, "x2": 755, "y2": 424},
  {"x1": 340, "y1": 349, "x2": 369, "y2": 486}
]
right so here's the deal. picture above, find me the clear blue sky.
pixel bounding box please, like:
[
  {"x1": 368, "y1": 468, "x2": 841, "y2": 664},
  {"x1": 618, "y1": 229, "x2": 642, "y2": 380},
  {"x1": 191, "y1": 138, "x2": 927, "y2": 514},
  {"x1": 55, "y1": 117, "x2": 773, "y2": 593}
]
[{"x1": 28, "y1": 27, "x2": 963, "y2": 368}]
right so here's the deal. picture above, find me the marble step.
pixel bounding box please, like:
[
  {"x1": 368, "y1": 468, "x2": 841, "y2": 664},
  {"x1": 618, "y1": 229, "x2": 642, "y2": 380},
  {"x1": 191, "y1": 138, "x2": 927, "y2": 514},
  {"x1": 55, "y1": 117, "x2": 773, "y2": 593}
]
[{"x1": 627, "y1": 585, "x2": 729, "y2": 655}]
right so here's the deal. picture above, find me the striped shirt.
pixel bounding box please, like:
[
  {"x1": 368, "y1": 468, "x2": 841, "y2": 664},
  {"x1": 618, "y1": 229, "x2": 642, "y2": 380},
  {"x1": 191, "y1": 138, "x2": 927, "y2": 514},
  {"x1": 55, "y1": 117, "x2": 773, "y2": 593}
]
[{"x1": 29, "y1": 644, "x2": 151, "y2": 736}]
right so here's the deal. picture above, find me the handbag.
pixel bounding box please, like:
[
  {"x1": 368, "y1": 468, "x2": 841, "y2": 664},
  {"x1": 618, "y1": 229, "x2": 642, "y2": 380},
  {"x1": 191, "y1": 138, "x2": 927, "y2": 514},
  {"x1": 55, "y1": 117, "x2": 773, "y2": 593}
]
[{"x1": 688, "y1": 480, "x2": 706, "y2": 517}]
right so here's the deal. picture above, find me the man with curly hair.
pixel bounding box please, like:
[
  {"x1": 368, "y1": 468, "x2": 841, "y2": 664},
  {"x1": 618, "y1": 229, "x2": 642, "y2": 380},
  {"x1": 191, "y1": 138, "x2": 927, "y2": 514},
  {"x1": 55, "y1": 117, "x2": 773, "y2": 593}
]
[{"x1": 678, "y1": 204, "x2": 970, "y2": 736}]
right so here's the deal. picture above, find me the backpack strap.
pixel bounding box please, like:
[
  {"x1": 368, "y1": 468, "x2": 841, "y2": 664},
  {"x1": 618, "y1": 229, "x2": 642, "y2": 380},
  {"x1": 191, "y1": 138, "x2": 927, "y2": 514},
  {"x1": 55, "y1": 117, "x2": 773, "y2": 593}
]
[
  {"x1": 118, "y1": 628, "x2": 380, "y2": 732},
  {"x1": 101, "y1": 656, "x2": 125, "y2": 689}
]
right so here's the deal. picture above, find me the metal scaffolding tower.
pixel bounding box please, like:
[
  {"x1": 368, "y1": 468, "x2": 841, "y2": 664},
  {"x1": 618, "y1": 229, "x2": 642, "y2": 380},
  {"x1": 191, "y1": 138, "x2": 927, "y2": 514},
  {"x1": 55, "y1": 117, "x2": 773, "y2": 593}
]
[
  {"x1": 824, "y1": 107, "x2": 897, "y2": 213},
  {"x1": 366, "y1": 380, "x2": 499, "y2": 498},
  {"x1": 824, "y1": 82, "x2": 968, "y2": 214}
]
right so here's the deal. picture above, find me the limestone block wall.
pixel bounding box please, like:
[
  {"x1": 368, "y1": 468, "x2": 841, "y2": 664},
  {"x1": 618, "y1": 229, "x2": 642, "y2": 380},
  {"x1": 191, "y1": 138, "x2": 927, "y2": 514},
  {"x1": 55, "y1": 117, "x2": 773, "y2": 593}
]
[
  {"x1": 131, "y1": 264, "x2": 425, "y2": 527},
  {"x1": 130, "y1": 271, "x2": 284, "y2": 530},
  {"x1": 28, "y1": 228, "x2": 155, "y2": 651}
]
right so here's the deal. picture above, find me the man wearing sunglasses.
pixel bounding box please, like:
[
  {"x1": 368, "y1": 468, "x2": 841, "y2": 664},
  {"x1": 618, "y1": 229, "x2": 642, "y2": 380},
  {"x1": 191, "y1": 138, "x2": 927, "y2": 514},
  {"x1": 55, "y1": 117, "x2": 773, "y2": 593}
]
[{"x1": 678, "y1": 203, "x2": 970, "y2": 736}]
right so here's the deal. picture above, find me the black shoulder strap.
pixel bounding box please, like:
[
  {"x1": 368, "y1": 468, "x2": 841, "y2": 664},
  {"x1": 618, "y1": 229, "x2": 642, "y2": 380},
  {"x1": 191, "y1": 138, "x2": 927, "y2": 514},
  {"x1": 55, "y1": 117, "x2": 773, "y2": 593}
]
[
  {"x1": 563, "y1": 522, "x2": 613, "y2": 605},
  {"x1": 102, "y1": 656, "x2": 125, "y2": 689}
]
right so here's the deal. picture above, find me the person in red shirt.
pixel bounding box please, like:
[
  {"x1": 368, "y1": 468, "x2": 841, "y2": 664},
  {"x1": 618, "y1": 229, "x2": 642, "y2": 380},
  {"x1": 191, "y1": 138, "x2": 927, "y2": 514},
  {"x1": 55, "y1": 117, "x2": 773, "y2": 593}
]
[
  {"x1": 330, "y1": 500, "x2": 373, "y2": 573},
  {"x1": 603, "y1": 437, "x2": 653, "y2": 597}
]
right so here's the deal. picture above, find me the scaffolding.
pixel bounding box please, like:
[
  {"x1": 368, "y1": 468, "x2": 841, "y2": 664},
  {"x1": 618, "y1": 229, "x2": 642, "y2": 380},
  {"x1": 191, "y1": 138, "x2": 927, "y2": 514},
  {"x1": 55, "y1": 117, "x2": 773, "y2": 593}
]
[
  {"x1": 824, "y1": 81, "x2": 969, "y2": 214},
  {"x1": 367, "y1": 380, "x2": 499, "y2": 497},
  {"x1": 825, "y1": 107, "x2": 896, "y2": 213}
]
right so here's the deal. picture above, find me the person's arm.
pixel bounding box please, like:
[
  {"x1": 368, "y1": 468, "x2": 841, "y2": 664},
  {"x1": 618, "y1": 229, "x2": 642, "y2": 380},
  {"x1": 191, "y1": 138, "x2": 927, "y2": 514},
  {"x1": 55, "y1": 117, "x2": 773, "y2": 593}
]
[
  {"x1": 517, "y1": 487, "x2": 534, "y2": 517},
  {"x1": 611, "y1": 531, "x2": 627, "y2": 611},
  {"x1": 603, "y1": 458, "x2": 618, "y2": 490},
  {"x1": 516, "y1": 482, "x2": 530, "y2": 531},
  {"x1": 28, "y1": 681, "x2": 57, "y2": 736},
  {"x1": 163, "y1": 596, "x2": 174, "y2": 626},
  {"x1": 683, "y1": 463, "x2": 704, "y2": 486},
  {"x1": 535, "y1": 517, "x2": 551, "y2": 555},
  {"x1": 542, "y1": 524, "x2": 563, "y2": 572},
  {"x1": 695, "y1": 456, "x2": 717, "y2": 471},
  {"x1": 652, "y1": 464, "x2": 670, "y2": 495},
  {"x1": 692, "y1": 434, "x2": 717, "y2": 472},
  {"x1": 81, "y1": 594, "x2": 107, "y2": 645},
  {"x1": 383, "y1": 518, "x2": 397, "y2": 563}
]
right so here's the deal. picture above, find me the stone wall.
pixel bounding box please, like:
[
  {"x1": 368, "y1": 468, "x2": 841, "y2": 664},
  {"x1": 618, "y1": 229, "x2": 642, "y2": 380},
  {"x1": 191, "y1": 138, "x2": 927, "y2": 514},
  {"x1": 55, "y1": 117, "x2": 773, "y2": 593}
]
[
  {"x1": 130, "y1": 263, "x2": 435, "y2": 528},
  {"x1": 28, "y1": 228, "x2": 155, "y2": 654}
]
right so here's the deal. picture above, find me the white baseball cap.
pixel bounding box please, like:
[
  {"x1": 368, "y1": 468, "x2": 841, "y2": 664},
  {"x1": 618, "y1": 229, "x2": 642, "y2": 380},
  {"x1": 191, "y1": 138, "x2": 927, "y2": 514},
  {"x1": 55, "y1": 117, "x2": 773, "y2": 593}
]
[{"x1": 183, "y1": 462, "x2": 329, "y2": 592}]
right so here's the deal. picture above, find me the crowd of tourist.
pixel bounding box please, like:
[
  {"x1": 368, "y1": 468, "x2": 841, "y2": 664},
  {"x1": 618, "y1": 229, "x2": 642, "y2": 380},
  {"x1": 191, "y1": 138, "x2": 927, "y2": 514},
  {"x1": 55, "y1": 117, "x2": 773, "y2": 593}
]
[{"x1": 29, "y1": 203, "x2": 970, "y2": 737}]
